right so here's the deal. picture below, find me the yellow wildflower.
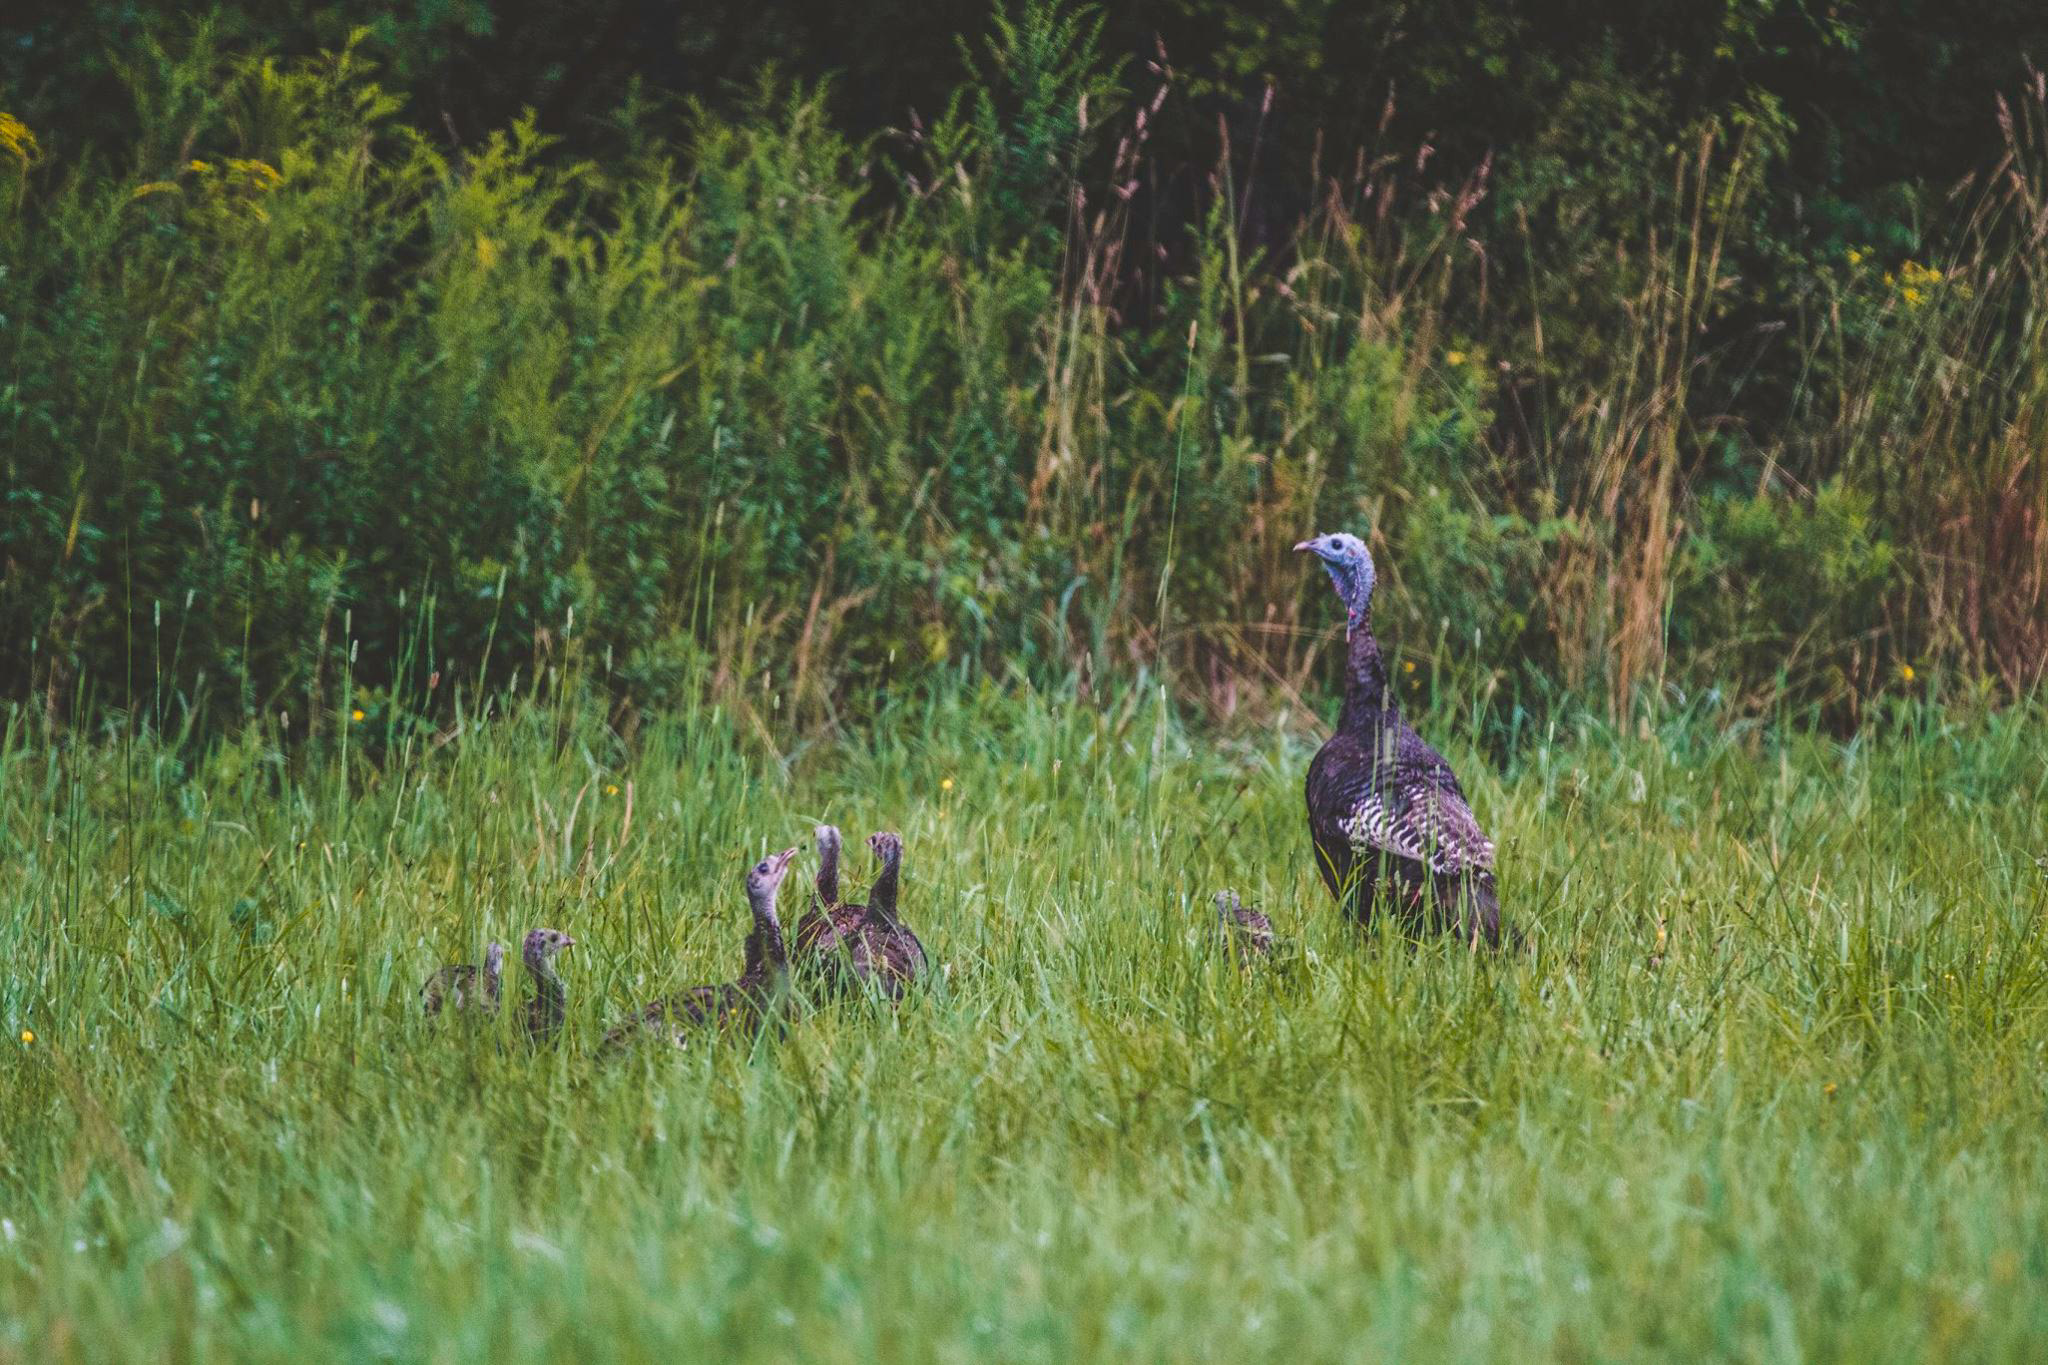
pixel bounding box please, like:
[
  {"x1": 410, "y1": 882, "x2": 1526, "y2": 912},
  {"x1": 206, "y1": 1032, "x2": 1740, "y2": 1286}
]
[
  {"x1": 20, "y1": 1029, "x2": 34, "y2": 1045},
  {"x1": 940, "y1": 777, "x2": 954, "y2": 792},
  {"x1": 1445, "y1": 350, "x2": 1466, "y2": 366},
  {"x1": 351, "y1": 708, "x2": 366, "y2": 723},
  {"x1": 475, "y1": 233, "x2": 499, "y2": 270},
  {"x1": 1823, "y1": 1082, "x2": 1837, "y2": 1097},
  {"x1": 1845, "y1": 248, "x2": 1863, "y2": 266},
  {"x1": 605, "y1": 783, "x2": 620, "y2": 796},
  {"x1": 1900, "y1": 663, "x2": 1915, "y2": 683},
  {"x1": 130, "y1": 181, "x2": 180, "y2": 200},
  {"x1": 1902, "y1": 287, "x2": 1923, "y2": 307},
  {"x1": 228, "y1": 158, "x2": 283, "y2": 190},
  {"x1": 0, "y1": 113, "x2": 39, "y2": 167},
  {"x1": 1402, "y1": 660, "x2": 1416, "y2": 673},
  {"x1": 188, "y1": 159, "x2": 212, "y2": 174}
]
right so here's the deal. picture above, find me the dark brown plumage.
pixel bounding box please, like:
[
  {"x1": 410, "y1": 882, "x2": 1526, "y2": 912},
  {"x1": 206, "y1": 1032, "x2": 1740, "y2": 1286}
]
[
  {"x1": 841, "y1": 831, "x2": 927, "y2": 998},
  {"x1": 519, "y1": 927, "x2": 575, "y2": 1045},
  {"x1": 1214, "y1": 890, "x2": 1276, "y2": 964},
  {"x1": 600, "y1": 847, "x2": 798, "y2": 1053},
  {"x1": 421, "y1": 940, "x2": 505, "y2": 1016},
  {"x1": 1297, "y1": 532, "x2": 1506, "y2": 948},
  {"x1": 794, "y1": 824, "x2": 867, "y2": 990}
]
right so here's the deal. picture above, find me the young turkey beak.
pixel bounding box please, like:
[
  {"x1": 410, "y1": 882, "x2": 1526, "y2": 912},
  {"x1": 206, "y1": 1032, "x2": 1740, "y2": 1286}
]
[
  {"x1": 1292, "y1": 539, "x2": 1314, "y2": 553},
  {"x1": 770, "y1": 846, "x2": 799, "y2": 874},
  {"x1": 561, "y1": 936, "x2": 576, "y2": 950}
]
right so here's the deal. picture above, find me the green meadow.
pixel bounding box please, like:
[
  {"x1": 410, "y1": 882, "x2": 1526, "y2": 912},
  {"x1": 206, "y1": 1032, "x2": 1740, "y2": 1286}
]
[
  {"x1": 8, "y1": 3, "x2": 2048, "y2": 1358},
  {"x1": 4, "y1": 690, "x2": 2045, "y2": 1361}
]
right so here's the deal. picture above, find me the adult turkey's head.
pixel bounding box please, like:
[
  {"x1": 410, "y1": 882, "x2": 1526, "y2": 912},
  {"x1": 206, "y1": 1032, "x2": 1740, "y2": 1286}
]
[{"x1": 1294, "y1": 531, "x2": 1376, "y2": 628}]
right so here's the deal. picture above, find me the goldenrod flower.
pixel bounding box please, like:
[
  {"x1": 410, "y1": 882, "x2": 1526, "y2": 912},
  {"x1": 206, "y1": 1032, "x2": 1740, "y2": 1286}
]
[
  {"x1": 351, "y1": 708, "x2": 366, "y2": 722},
  {"x1": 228, "y1": 158, "x2": 283, "y2": 190},
  {"x1": 130, "y1": 181, "x2": 180, "y2": 200},
  {"x1": 0, "y1": 113, "x2": 39, "y2": 167},
  {"x1": 1445, "y1": 350, "x2": 1466, "y2": 366},
  {"x1": 1845, "y1": 248, "x2": 1864, "y2": 266},
  {"x1": 188, "y1": 159, "x2": 212, "y2": 174},
  {"x1": 19, "y1": 1029, "x2": 33, "y2": 1045},
  {"x1": 605, "y1": 783, "x2": 620, "y2": 796},
  {"x1": 1902, "y1": 286, "x2": 1923, "y2": 307},
  {"x1": 1900, "y1": 663, "x2": 1915, "y2": 683},
  {"x1": 1402, "y1": 660, "x2": 1416, "y2": 673}
]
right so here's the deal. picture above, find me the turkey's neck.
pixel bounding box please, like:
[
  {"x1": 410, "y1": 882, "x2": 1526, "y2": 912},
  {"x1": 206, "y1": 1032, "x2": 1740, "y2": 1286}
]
[
  {"x1": 744, "y1": 893, "x2": 788, "y2": 984},
  {"x1": 527, "y1": 961, "x2": 565, "y2": 1026},
  {"x1": 1337, "y1": 609, "x2": 1396, "y2": 732},
  {"x1": 815, "y1": 840, "x2": 840, "y2": 907},
  {"x1": 867, "y1": 853, "x2": 900, "y2": 925}
]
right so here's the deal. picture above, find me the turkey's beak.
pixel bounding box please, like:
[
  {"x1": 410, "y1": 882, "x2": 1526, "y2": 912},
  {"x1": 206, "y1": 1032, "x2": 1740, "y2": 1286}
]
[
  {"x1": 1292, "y1": 539, "x2": 1314, "y2": 553},
  {"x1": 562, "y1": 936, "x2": 576, "y2": 950},
  {"x1": 770, "y1": 846, "x2": 799, "y2": 874}
]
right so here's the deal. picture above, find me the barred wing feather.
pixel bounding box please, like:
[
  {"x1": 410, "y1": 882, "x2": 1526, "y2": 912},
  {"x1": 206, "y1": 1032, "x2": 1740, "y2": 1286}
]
[{"x1": 1337, "y1": 748, "x2": 1496, "y2": 876}]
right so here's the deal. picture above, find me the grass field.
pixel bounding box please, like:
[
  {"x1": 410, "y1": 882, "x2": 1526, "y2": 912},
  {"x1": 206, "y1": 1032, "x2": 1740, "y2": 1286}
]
[{"x1": 3, "y1": 686, "x2": 2047, "y2": 1361}]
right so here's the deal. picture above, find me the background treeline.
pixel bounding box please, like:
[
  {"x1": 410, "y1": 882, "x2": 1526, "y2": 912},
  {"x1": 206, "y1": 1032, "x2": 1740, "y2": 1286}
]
[{"x1": 3, "y1": 1, "x2": 2046, "y2": 746}]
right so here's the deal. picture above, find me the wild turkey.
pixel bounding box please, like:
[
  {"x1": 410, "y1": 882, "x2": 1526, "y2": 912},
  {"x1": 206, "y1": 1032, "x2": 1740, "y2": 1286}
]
[
  {"x1": 600, "y1": 847, "x2": 799, "y2": 1052},
  {"x1": 1213, "y1": 890, "x2": 1276, "y2": 964},
  {"x1": 1295, "y1": 531, "x2": 1506, "y2": 947},
  {"x1": 519, "y1": 927, "x2": 576, "y2": 1045},
  {"x1": 843, "y1": 831, "x2": 927, "y2": 998},
  {"x1": 794, "y1": 824, "x2": 867, "y2": 989},
  {"x1": 421, "y1": 940, "x2": 505, "y2": 1016}
]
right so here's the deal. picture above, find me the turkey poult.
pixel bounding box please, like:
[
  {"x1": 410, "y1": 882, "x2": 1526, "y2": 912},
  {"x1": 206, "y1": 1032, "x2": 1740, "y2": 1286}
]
[
  {"x1": 794, "y1": 824, "x2": 866, "y2": 989},
  {"x1": 519, "y1": 927, "x2": 576, "y2": 1045},
  {"x1": 601, "y1": 847, "x2": 799, "y2": 1052},
  {"x1": 1213, "y1": 890, "x2": 1276, "y2": 964},
  {"x1": 845, "y1": 831, "x2": 927, "y2": 998},
  {"x1": 421, "y1": 940, "x2": 506, "y2": 1016},
  {"x1": 1296, "y1": 531, "x2": 1507, "y2": 947}
]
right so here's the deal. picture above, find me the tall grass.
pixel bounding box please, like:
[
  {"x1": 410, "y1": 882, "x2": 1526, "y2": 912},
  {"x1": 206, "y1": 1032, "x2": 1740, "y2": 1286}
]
[
  {"x1": 3, "y1": 686, "x2": 2046, "y2": 1359},
  {"x1": 2, "y1": 19, "x2": 2045, "y2": 738}
]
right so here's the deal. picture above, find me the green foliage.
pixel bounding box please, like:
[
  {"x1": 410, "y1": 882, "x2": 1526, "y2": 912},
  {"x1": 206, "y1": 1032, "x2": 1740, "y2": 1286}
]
[
  {"x1": 957, "y1": 0, "x2": 1125, "y2": 243},
  {"x1": 1675, "y1": 481, "x2": 1899, "y2": 705},
  {"x1": 3, "y1": 7, "x2": 2047, "y2": 743},
  {"x1": 3, "y1": 693, "x2": 2048, "y2": 1357}
]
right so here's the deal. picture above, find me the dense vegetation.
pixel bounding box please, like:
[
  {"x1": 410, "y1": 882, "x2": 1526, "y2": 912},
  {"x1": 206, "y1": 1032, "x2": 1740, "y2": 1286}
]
[
  {"x1": 6, "y1": 9, "x2": 2048, "y2": 1356},
  {"x1": 3, "y1": 692, "x2": 2046, "y2": 1358},
  {"x1": 4, "y1": 2, "x2": 2045, "y2": 742}
]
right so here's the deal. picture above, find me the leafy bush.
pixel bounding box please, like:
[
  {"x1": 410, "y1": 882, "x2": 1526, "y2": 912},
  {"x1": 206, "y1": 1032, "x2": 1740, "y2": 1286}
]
[
  {"x1": 1674, "y1": 482, "x2": 1898, "y2": 708},
  {"x1": 3, "y1": 8, "x2": 2045, "y2": 746}
]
